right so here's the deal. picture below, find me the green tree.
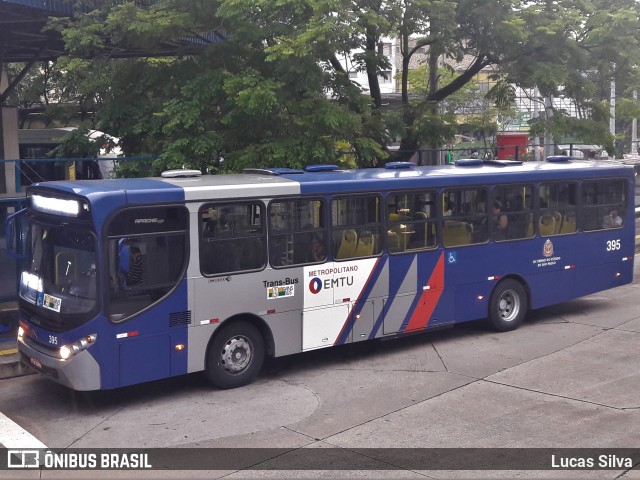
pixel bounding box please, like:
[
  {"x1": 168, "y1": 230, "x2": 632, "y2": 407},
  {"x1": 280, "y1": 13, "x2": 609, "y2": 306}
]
[
  {"x1": 10, "y1": 0, "x2": 640, "y2": 170},
  {"x1": 45, "y1": 0, "x2": 386, "y2": 173}
]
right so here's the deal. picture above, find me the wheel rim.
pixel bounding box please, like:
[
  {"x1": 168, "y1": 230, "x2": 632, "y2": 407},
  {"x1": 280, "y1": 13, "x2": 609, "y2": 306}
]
[
  {"x1": 498, "y1": 289, "x2": 520, "y2": 322},
  {"x1": 220, "y1": 335, "x2": 253, "y2": 375}
]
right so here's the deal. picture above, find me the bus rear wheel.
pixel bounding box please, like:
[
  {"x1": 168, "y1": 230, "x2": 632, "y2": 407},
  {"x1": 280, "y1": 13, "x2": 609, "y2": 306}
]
[
  {"x1": 488, "y1": 279, "x2": 527, "y2": 332},
  {"x1": 205, "y1": 321, "x2": 265, "y2": 389}
]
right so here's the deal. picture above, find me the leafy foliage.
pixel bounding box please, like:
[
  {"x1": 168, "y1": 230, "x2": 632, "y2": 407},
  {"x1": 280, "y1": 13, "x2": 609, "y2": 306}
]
[{"x1": 7, "y1": 0, "x2": 640, "y2": 169}]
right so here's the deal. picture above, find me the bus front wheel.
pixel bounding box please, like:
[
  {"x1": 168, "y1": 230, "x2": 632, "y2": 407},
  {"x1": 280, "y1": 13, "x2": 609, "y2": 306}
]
[
  {"x1": 488, "y1": 279, "x2": 527, "y2": 332},
  {"x1": 205, "y1": 321, "x2": 265, "y2": 389}
]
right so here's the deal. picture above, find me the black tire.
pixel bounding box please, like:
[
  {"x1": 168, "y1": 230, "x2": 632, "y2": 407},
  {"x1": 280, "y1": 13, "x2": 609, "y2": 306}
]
[
  {"x1": 488, "y1": 279, "x2": 528, "y2": 332},
  {"x1": 205, "y1": 321, "x2": 265, "y2": 389}
]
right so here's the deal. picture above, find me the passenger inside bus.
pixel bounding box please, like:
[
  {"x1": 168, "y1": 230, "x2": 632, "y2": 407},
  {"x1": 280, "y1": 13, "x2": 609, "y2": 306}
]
[
  {"x1": 443, "y1": 198, "x2": 453, "y2": 216},
  {"x1": 126, "y1": 246, "x2": 145, "y2": 287},
  {"x1": 603, "y1": 209, "x2": 623, "y2": 229},
  {"x1": 492, "y1": 200, "x2": 509, "y2": 240},
  {"x1": 309, "y1": 235, "x2": 326, "y2": 262}
]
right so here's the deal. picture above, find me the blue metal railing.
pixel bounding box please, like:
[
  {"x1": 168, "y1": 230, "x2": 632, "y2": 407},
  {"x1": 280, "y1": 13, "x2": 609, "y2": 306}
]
[
  {"x1": 0, "y1": 196, "x2": 26, "y2": 331},
  {"x1": 0, "y1": 156, "x2": 157, "y2": 192},
  {"x1": 2, "y1": 0, "x2": 158, "y2": 15},
  {"x1": 1, "y1": 0, "x2": 75, "y2": 15}
]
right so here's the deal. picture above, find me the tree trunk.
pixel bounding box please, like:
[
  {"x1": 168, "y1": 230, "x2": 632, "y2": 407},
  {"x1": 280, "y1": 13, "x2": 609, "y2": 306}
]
[{"x1": 364, "y1": 30, "x2": 382, "y2": 109}]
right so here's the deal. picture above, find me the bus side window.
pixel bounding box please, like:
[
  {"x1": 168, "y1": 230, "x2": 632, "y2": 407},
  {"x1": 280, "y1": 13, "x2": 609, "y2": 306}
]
[
  {"x1": 386, "y1": 191, "x2": 437, "y2": 253},
  {"x1": 331, "y1": 195, "x2": 382, "y2": 260},
  {"x1": 582, "y1": 179, "x2": 627, "y2": 232},
  {"x1": 106, "y1": 206, "x2": 189, "y2": 322},
  {"x1": 539, "y1": 182, "x2": 578, "y2": 236},
  {"x1": 491, "y1": 184, "x2": 533, "y2": 241},
  {"x1": 442, "y1": 188, "x2": 488, "y2": 246},
  {"x1": 268, "y1": 199, "x2": 325, "y2": 268},
  {"x1": 199, "y1": 202, "x2": 266, "y2": 275}
]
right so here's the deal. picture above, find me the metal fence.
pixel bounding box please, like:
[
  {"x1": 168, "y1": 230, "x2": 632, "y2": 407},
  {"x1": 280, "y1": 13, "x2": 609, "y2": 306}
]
[
  {"x1": 0, "y1": 196, "x2": 26, "y2": 331},
  {"x1": 0, "y1": 156, "x2": 160, "y2": 194},
  {"x1": 391, "y1": 143, "x2": 611, "y2": 166}
]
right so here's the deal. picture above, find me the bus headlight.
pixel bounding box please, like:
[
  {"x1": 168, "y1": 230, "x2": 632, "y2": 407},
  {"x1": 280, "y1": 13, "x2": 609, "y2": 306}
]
[
  {"x1": 60, "y1": 345, "x2": 73, "y2": 360},
  {"x1": 59, "y1": 334, "x2": 97, "y2": 360}
]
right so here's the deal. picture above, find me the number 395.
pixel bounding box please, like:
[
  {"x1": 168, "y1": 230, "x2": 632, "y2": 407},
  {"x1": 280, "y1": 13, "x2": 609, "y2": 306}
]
[{"x1": 607, "y1": 239, "x2": 621, "y2": 251}]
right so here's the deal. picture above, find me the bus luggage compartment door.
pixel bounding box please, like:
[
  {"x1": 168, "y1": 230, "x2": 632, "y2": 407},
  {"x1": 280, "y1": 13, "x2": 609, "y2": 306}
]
[{"x1": 302, "y1": 304, "x2": 349, "y2": 351}]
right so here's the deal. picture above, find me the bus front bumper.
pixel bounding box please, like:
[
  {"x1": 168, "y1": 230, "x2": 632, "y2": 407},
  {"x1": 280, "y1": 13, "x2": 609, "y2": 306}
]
[{"x1": 17, "y1": 337, "x2": 101, "y2": 391}]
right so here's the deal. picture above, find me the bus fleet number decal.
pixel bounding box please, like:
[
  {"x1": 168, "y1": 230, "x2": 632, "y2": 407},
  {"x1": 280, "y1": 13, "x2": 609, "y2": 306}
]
[{"x1": 606, "y1": 239, "x2": 621, "y2": 251}]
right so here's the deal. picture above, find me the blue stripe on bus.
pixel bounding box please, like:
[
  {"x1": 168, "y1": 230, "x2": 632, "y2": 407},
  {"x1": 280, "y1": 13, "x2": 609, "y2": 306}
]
[
  {"x1": 368, "y1": 255, "x2": 415, "y2": 339},
  {"x1": 334, "y1": 257, "x2": 386, "y2": 345}
]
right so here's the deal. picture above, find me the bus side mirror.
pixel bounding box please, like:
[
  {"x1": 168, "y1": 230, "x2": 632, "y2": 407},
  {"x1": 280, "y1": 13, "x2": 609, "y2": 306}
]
[
  {"x1": 5, "y1": 208, "x2": 28, "y2": 260},
  {"x1": 118, "y1": 240, "x2": 130, "y2": 274}
]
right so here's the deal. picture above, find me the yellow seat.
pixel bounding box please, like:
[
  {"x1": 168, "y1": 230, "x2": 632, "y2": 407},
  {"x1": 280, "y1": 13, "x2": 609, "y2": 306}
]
[
  {"x1": 443, "y1": 220, "x2": 472, "y2": 247},
  {"x1": 388, "y1": 213, "x2": 409, "y2": 251},
  {"x1": 526, "y1": 212, "x2": 534, "y2": 237},
  {"x1": 552, "y1": 211, "x2": 562, "y2": 234},
  {"x1": 387, "y1": 231, "x2": 400, "y2": 252},
  {"x1": 539, "y1": 213, "x2": 556, "y2": 236},
  {"x1": 354, "y1": 233, "x2": 374, "y2": 257},
  {"x1": 411, "y1": 212, "x2": 431, "y2": 248},
  {"x1": 336, "y1": 229, "x2": 358, "y2": 259},
  {"x1": 560, "y1": 212, "x2": 576, "y2": 234}
]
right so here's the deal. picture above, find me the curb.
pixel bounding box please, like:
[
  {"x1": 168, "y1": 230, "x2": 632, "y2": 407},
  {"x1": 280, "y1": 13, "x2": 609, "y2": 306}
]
[
  {"x1": 0, "y1": 329, "x2": 34, "y2": 380},
  {"x1": 0, "y1": 356, "x2": 34, "y2": 380}
]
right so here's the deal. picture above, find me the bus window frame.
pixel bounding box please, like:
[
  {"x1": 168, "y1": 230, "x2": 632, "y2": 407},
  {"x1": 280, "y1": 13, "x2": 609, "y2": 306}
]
[
  {"x1": 537, "y1": 180, "x2": 579, "y2": 238},
  {"x1": 385, "y1": 189, "x2": 438, "y2": 254},
  {"x1": 440, "y1": 186, "x2": 489, "y2": 247},
  {"x1": 104, "y1": 204, "x2": 190, "y2": 324},
  {"x1": 331, "y1": 193, "x2": 383, "y2": 261},
  {"x1": 198, "y1": 200, "x2": 268, "y2": 277},
  {"x1": 267, "y1": 196, "x2": 327, "y2": 269},
  {"x1": 581, "y1": 177, "x2": 628, "y2": 233},
  {"x1": 490, "y1": 183, "x2": 535, "y2": 242}
]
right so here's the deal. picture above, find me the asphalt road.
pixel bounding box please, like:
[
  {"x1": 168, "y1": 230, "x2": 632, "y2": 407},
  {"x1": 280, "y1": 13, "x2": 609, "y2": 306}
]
[{"x1": 1, "y1": 263, "x2": 640, "y2": 478}]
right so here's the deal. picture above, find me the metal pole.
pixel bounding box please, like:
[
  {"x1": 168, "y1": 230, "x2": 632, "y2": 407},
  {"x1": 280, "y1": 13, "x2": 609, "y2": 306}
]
[
  {"x1": 631, "y1": 90, "x2": 638, "y2": 156},
  {"x1": 610, "y1": 78, "x2": 616, "y2": 137},
  {"x1": 533, "y1": 89, "x2": 541, "y2": 161},
  {"x1": 544, "y1": 96, "x2": 554, "y2": 158}
]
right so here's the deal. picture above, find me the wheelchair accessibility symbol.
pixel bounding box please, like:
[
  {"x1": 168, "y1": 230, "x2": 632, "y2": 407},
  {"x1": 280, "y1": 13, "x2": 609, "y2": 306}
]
[{"x1": 448, "y1": 252, "x2": 457, "y2": 264}]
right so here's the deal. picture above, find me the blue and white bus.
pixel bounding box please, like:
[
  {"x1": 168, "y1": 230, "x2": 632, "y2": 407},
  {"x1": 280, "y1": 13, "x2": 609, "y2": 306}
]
[{"x1": 7, "y1": 158, "x2": 635, "y2": 390}]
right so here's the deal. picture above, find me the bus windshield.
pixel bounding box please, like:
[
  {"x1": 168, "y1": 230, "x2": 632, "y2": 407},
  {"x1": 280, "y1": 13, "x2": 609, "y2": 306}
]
[{"x1": 20, "y1": 221, "x2": 98, "y2": 318}]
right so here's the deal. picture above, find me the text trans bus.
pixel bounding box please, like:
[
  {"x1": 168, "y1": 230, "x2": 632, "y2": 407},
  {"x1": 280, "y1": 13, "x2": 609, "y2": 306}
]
[{"x1": 8, "y1": 158, "x2": 635, "y2": 390}]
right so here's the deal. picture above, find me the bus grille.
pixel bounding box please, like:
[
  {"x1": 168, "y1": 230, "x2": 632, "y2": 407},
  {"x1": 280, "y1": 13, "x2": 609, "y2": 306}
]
[{"x1": 169, "y1": 311, "x2": 191, "y2": 327}]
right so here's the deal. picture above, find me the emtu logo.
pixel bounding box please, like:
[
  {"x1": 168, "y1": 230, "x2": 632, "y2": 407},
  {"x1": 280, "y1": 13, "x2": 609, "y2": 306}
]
[
  {"x1": 309, "y1": 276, "x2": 354, "y2": 293},
  {"x1": 309, "y1": 277, "x2": 322, "y2": 294}
]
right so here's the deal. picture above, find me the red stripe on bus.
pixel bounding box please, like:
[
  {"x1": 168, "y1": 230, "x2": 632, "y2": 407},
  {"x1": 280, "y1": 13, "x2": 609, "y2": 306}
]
[{"x1": 405, "y1": 252, "x2": 445, "y2": 331}]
